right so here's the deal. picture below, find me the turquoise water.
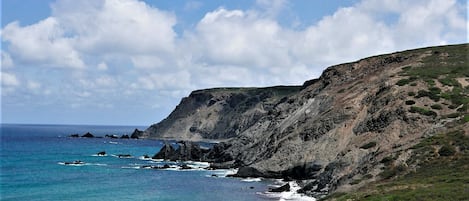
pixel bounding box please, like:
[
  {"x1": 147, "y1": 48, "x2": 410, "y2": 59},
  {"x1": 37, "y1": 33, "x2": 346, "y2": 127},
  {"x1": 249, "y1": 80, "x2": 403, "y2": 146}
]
[{"x1": 0, "y1": 124, "x2": 274, "y2": 201}]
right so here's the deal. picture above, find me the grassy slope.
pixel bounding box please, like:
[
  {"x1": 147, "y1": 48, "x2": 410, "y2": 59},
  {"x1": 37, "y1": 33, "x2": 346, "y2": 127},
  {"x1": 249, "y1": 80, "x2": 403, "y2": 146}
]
[
  {"x1": 323, "y1": 128, "x2": 469, "y2": 201},
  {"x1": 322, "y1": 44, "x2": 469, "y2": 201}
]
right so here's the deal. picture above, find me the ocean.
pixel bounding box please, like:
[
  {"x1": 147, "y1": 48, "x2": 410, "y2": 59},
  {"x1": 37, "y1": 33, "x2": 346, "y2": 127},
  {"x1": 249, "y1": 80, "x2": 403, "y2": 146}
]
[{"x1": 0, "y1": 124, "x2": 288, "y2": 201}]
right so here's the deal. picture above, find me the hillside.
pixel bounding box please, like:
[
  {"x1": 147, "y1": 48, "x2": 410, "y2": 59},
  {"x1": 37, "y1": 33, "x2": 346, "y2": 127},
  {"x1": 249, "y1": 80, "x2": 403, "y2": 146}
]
[{"x1": 140, "y1": 44, "x2": 469, "y2": 198}]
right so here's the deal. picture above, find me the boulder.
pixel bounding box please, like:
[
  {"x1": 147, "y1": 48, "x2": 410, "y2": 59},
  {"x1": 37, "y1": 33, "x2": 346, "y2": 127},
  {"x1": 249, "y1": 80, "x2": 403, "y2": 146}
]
[
  {"x1": 97, "y1": 151, "x2": 106, "y2": 156},
  {"x1": 130, "y1": 129, "x2": 143, "y2": 139},
  {"x1": 82, "y1": 132, "x2": 94, "y2": 138},
  {"x1": 69, "y1": 134, "x2": 79, "y2": 137},
  {"x1": 120, "y1": 135, "x2": 130, "y2": 139},
  {"x1": 269, "y1": 183, "x2": 290, "y2": 192},
  {"x1": 152, "y1": 142, "x2": 176, "y2": 160}
]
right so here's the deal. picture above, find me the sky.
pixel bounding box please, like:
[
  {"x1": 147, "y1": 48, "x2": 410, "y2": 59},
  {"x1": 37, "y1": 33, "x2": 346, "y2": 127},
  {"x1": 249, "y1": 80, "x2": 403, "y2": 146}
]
[{"x1": 1, "y1": 0, "x2": 467, "y2": 126}]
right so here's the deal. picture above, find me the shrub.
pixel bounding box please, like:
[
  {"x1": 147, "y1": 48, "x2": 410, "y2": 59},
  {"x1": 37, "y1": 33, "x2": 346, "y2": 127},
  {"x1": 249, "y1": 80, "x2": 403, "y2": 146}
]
[
  {"x1": 438, "y1": 145, "x2": 455, "y2": 156},
  {"x1": 445, "y1": 113, "x2": 460, "y2": 118},
  {"x1": 408, "y1": 91, "x2": 416, "y2": 96},
  {"x1": 439, "y1": 77, "x2": 460, "y2": 87},
  {"x1": 405, "y1": 100, "x2": 416, "y2": 105},
  {"x1": 416, "y1": 90, "x2": 440, "y2": 102},
  {"x1": 338, "y1": 88, "x2": 345, "y2": 93},
  {"x1": 464, "y1": 114, "x2": 469, "y2": 122},
  {"x1": 409, "y1": 106, "x2": 437, "y2": 117},
  {"x1": 360, "y1": 141, "x2": 377, "y2": 149},
  {"x1": 431, "y1": 104, "x2": 443, "y2": 110},
  {"x1": 379, "y1": 164, "x2": 407, "y2": 179},
  {"x1": 396, "y1": 79, "x2": 411, "y2": 86},
  {"x1": 380, "y1": 156, "x2": 395, "y2": 164}
]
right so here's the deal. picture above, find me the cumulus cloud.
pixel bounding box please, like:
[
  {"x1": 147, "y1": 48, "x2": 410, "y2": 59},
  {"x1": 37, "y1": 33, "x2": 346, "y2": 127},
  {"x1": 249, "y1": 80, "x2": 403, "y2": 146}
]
[
  {"x1": 52, "y1": 0, "x2": 177, "y2": 55},
  {"x1": 2, "y1": 18, "x2": 85, "y2": 69},
  {"x1": 187, "y1": 8, "x2": 292, "y2": 69},
  {"x1": 1, "y1": 0, "x2": 466, "y2": 124}
]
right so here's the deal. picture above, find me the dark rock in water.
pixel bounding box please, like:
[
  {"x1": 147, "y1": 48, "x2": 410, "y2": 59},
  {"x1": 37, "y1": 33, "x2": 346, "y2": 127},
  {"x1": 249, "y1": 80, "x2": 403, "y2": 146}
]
[
  {"x1": 82, "y1": 132, "x2": 94, "y2": 138},
  {"x1": 64, "y1": 160, "x2": 84, "y2": 165},
  {"x1": 97, "y1": 151, "x2": 106, "y2": 156},
  {"x1": 117, "y1": 154, "x2": 132, "y2": 158},
  {"x1": 211, "y1": 174, "x2": 218, "y2": 177},
  {"x1": 180, "y1": 164, "x2": 192, "y2": 169},
  {"x1": 70, "y1": 134, "x2": 79, "y2": 137},
  {"x1": 130, "y1": 129, "x2": 143, "y2": 139},
  {"x1": 269, "y1": 183, "x2": 290, "y2": 192},
  {"x1": 120, "y1": 135, "x2": 130, "y2": 139},
  {"x1": 234, "y1": 166, "x2": 267, "y2": 178},
  {"x1": 105, "y1": 134, "x2": 118, "y2": 139},
  {"x1": 249, "y1": 186, "x2": 255, "y2": 189},
  {"x1": 152, "y1": 141, "x2": 210, "y2": 161},
  {"x1": 163, "y1": 164, "x2": 171, "y2": 169},
  {"x1": 152, "y1": 142, "x2": 176, "y2": 160},
  {"x1": 142, "y1": 154, "x2": 150, "y2": 159}
]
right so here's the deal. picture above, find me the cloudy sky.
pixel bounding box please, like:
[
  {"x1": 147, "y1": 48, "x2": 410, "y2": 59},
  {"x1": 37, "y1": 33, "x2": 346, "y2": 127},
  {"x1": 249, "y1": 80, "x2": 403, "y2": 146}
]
[{"x1": 1, "y1": 0, "x2": 467, "y2": 126}]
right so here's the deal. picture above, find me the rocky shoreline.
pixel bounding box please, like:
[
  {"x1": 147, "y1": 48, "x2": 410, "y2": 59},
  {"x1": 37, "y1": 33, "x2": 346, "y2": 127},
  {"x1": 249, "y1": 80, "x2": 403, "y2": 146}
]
[{"x1": 151, "y1": 140, "x2": 328, "y2": 198}]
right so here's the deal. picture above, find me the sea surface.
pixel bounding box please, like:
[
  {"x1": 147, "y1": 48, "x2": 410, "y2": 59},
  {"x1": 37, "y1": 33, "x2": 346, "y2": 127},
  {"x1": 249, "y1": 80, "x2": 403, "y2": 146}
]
[{"x1": 0, "y1": 124, "x2": 284, "y2": 201}]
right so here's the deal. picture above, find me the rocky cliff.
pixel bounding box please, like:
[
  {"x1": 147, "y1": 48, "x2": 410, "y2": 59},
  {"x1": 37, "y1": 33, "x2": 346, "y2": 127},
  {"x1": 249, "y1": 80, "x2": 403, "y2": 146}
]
[
  {"x1": 142, "y1": 86, "x2": 302, "y2": 140},
  {"x1": 142, "y1": 44, "x2": 469, "y2": 198}
]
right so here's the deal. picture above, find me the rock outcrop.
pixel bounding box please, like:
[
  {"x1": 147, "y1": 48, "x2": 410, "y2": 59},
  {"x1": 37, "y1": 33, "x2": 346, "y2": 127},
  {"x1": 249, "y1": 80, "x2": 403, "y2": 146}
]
[
  {"x1": 144, "y1": 44, "x2": 469, "y2": 197},
  {"x1": 152, "y1": 141, "x2": 210, "y2": 161},
  {"x1": 140, "y1": 86, "x2": 302, "y2": 140}
]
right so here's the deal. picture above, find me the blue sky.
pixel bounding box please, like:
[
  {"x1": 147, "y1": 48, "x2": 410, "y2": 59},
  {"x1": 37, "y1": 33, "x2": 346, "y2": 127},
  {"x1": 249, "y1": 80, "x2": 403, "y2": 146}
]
[{"x1": 1, "y1": 0, "x2": 467, "y2": 126}]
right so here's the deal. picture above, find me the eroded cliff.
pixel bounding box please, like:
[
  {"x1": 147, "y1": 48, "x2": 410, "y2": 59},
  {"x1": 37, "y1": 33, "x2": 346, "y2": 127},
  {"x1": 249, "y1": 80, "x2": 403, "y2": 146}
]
[{"x1": 142, "y1": 44, "x2": 469, "y2": 198}]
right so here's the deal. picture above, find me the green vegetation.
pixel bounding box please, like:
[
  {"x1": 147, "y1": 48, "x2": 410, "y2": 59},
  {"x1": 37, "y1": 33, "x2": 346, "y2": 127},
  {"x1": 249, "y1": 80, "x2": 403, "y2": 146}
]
[
  {"x1": 379, "y1": 164, "x2": 407, "y2": 180},
  {"x1": 396, "y1": 45, "x2": 468, "y2": 113},
  {"x1": 464, "y1": 114, "x2": 469, "y2": 122},
  {"x1": 360, "y1": 141, "x2": 377, "y2": 149},
  {"x1": 430, "y1": 104, "x2": 442, "y2": 110},
  {"x1": 438, "y1": 144, "x2": 455, "y2": 156},
  {"x1": 337, "y1": 88, "x2": 345, "y2": 93},
  {"x1": 439, "y1": 77, "x2": 461, "y2": 87},
  {"x1": 407, "y1": 91, "x2": 415, "y2": 96},
  {"x1": 409, "y1": 106, "x2": 437, "y2": 117},
  {"x1": 415, "y1": 89, "x2": 440, "y2": 102},
  {"x1": 396, "y1": 78, "x2": 411, "y2": 86},
  {"x1": 322, "y1": 129, "x2": 469, "y2": 201}
]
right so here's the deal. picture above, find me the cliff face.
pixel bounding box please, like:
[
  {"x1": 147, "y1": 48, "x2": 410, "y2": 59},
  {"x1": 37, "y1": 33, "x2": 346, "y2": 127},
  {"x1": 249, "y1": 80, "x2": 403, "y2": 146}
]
[
  {"x1": 143, "y1": 86, "x2": 302, "y2": 140},
  {"x1": 143, "y1": 44, "x2": 469, "y2": 197}
]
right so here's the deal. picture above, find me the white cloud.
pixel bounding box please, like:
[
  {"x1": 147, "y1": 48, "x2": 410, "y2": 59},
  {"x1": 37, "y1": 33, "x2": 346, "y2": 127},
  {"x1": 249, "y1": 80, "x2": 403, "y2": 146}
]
[
  {"x1": 27, "y1": 81, "x2": 41, "y2": 90},
  {"x1": 2, "y1": 18, "x2": 85, "y2": 69},
  {"x1": 97, "y1": 62, "x2": 108, "y2": 71},
  {"x1": 136, "y1": 71, "x2": 192, "y2": 91},
  {"x1": 1, "y1": 51, "x2": 14, "y2": 68},
  {"x1": 1, "y1": 72, "x2": 20, "y2": 87},
  {"x1": 188, "y1": 8, "x2": 292, "y2": 69},
  {"x1": 52, "y1": 0, "x2": 177, "y2": 55},
  {"x1": 1, "y1": 0, "x2": 467, "y2": 124}
]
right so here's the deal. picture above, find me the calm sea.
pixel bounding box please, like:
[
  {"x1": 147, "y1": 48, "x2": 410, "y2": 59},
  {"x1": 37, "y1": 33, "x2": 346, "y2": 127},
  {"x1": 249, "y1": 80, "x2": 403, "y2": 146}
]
[{"x1": 0, "y1": 124, "x2": 278, "y2": 201}]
